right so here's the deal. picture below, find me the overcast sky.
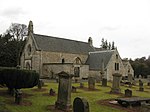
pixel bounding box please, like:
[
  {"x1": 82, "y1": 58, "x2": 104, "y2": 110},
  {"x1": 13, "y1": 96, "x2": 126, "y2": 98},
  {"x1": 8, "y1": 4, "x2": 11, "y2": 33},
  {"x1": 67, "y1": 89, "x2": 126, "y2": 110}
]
[{"x1": 0, "y1": 0, "x2": 150, "y2": 59}]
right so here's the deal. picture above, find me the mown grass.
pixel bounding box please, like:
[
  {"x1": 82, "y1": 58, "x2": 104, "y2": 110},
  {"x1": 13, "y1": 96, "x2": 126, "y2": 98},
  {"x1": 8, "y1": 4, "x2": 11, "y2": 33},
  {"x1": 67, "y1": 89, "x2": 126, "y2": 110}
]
[{"x1": 0, "y1": 81, "x2": 150, "y2": 112}]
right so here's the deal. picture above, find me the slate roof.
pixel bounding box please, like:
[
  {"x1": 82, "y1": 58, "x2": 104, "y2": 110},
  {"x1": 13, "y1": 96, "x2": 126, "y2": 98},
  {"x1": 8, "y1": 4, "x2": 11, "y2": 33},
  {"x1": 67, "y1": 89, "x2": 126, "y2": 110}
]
[
  {"x1": 86, "y1": 50, "x2": 115, "y2": 70},
  {"x1": 33, "y1": 34, "x2": 95, "y2": 54}
]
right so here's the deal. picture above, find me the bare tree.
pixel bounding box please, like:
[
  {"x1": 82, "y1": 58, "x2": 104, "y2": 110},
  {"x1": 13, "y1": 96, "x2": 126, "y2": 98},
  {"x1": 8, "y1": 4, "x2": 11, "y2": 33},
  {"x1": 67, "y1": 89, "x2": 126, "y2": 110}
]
[{"x1": 5, "y1": 23, "x2": 28, "y2": 66}]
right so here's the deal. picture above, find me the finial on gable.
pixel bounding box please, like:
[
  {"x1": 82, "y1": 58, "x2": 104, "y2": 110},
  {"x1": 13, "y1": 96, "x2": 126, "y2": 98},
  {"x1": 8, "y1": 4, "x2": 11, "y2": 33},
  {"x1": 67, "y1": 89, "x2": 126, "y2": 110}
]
[
  {"x1": 88, "y1": 37, "x2": 93, "y2": 46},
  {"x1": 28, "y1": 20, "x2": 33, "y2": 35}
]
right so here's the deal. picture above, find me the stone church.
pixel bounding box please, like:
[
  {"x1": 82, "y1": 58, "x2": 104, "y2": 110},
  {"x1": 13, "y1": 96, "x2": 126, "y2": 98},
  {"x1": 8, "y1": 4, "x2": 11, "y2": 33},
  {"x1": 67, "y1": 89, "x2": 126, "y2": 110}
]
[{"x1": 20, "y1": 21, "x2": 134, "y2": 81}]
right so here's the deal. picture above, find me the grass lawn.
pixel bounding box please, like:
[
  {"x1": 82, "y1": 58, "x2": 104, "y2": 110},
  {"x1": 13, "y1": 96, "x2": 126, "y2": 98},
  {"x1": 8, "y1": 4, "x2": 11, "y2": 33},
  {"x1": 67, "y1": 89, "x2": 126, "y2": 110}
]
[{"x1": 0, "y1": 81, "x2": 150, "y2": 112}]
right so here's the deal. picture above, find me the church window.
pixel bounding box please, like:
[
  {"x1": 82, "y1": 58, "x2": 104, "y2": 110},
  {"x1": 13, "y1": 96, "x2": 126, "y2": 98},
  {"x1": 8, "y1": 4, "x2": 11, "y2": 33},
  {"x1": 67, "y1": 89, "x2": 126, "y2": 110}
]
[
  {"x1": 75, "y1": 57, "x2": 81, "y2": 64},
  {"x1": 115, "y1": 63, "x2": 119, "y2": 71},
  {"x1": 27, "y1": 44, "x2": 32, "y2": 55},
  {"x1": 116, "y1": 54, "x2": 118, "y2": 59},
  {"x1": 62, "y1": 58, "x2": 65, "y2": 64},
  {"x1": 26, "y1": 62, "x2": 31, "y2": 70},
  {"x1": 74, "y1": 67, "x2": 80, "y2": 77}
]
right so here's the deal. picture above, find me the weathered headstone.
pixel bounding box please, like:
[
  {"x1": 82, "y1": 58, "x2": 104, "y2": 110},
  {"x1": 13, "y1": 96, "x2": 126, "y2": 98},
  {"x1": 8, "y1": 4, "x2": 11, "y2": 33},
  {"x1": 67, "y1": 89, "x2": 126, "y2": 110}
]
[
  {"x1": 55, "y1": 71, "x2": 73, "y2": 111},
  {"x1": 80, "y1": 82, "x2": 84, "y2": 88},
  {"x1": 101, "y1": 59, "x2": 107, "y2": 86},
  {"x1": 15, "y1": 89, "x2": 22, "y2": 104},
  {"x1": 110, "y1": 73, "x2": 122, "y2": 93},
  {"x1": 72, "y1": 86, "x2": 77, "y2": 93},
  {"x1": 139, "y1": 75, "x2": 142, "y2": 79},
  {"x1": 38, "y1": 79, "x2": 43, "y2": 89},
  {"x1": 125, "y1": 89, "x2": 132, "y2": 97},
  {"x1": 147, "y1": 75, "x2": 150, "y2": 86},
  {"x1": 139, "y1": 80, "x2": 144, "y2": 91},
  {"x1": 73, "y1": 97, "x2": 89, "y2": 112},
  {"x1": 147, "y1": 82, "x2": 150, "y2": 86},
  {"x1": 88, "y1": 76, "x2": 95, "y2": 89},
  {"x1": 49, "y1": 88, "x2": 56, "y2": 96},
  {"x1": 102, "y1": 78, "x2": 107, "y2": 86}
]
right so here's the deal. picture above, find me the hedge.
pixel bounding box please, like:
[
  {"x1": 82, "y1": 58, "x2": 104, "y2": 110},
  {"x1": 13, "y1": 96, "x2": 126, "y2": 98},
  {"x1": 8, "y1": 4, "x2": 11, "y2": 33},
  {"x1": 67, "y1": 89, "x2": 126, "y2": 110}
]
[{"x1": 0, "y1": 67, "x2": 39, "y2": 89}]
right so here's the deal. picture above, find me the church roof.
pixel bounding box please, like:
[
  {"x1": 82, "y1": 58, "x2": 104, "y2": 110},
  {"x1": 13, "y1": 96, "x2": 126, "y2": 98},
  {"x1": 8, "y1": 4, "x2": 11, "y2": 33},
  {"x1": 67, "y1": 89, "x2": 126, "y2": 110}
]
[
  {"x1": 33, "y1": 34, "x2": 95, "y2": 54},
  {"x1": 86, "y1": 50, "x2": 115, "y2": 70}
]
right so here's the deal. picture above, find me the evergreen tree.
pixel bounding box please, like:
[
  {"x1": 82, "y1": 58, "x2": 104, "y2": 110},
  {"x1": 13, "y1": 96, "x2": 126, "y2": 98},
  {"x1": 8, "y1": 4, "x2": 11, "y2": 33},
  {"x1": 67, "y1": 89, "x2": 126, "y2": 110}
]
[
  {"x1": 108, "y1": 42, "x2": 111, "y2": 50},
  {"x1": 111, "y1": 41, "x2": 115, "y2": 50}
]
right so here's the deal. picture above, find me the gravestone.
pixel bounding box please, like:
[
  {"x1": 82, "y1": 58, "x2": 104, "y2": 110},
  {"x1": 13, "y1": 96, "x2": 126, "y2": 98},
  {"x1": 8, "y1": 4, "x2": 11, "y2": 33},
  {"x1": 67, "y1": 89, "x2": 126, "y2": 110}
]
[
  {"x1": 139, "y1": 80, "x2": 144, "y2": 91},
  {"x1": 139, "y1": 75, "x2": 142, "y2": 79},
  {"x1": 110, "y1": 73, "x2": 122, "y2": 93},
  {"x1": 80, "y1": 82, "x2": 84, "y2": 88},
  {"x1": 147, "y1": 75, "x2": 150, "y2": 86},
  {"x1": 73, "y1": 97, "x2": 89, "y2": 112},
  {"x1": 102, "y1": 78, "x2": 107, "y2": 86},
  {"x1": 38, "y1": 79, "x2": 43, "y2": 89},
  {"x1": 72, "y1": 86, "x2": 77, "y2": 93},
  {"x1": 55, "y1": 71, "x2": 73, "y2": 111},
  {"x1": 125, "y1": 89, "x2": 132, "y2": 97},
  {"x1": 147, "y1": 82, "x2": 150, "y2": 86},
  {"x1": 88, "y1": 76, "x2": 95, "y2": 89},
  {"x1": 49, "y1": 88, "x2": 56, "y2": 96},
  {"x1": 15, "y1": 89, "x2": 22, "y2": 104},
  {"x1": 101, "y1": 59, "x2": 107, "y2": 86}
]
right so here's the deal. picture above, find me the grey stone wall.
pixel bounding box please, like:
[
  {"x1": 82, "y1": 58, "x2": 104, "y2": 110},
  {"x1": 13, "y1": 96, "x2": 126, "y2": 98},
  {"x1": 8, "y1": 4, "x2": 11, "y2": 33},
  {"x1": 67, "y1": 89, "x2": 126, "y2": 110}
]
[
  {"x1": 42, "y1": 64, "x2": 89, "y2": 79},
  {"x1": 41, "y1": 51, "x2": 88, "y2": 64},
  {"x1": 106, "y1": 50, "x2": 125, "y2": 81}
]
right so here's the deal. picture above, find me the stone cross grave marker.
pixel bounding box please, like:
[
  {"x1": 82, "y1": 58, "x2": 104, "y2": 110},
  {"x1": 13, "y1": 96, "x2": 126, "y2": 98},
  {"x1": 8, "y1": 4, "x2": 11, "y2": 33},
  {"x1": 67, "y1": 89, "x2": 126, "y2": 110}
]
[
  {"x1": 73, "y1": 97, "x2": 89, "y2": 112},
  {"x1": 110, "y1": 73, "x2": 122, "y2": 93},
  {"x1": 88, "y1": 76, "x2": 95, "y2": 89},
  {"x1": 125, "y1": 89, "x2": 132, "y2": 97},
  {"x1": 55, "y1": 71, "x2": 73, "y2": 111}
]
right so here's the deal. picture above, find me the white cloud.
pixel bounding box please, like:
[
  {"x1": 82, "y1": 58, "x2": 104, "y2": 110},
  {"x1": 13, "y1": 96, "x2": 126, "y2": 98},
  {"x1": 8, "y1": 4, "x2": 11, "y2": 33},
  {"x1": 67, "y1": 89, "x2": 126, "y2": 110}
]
[{"x1": 0, "y1": 0, "x2": 150, "y2": 59}]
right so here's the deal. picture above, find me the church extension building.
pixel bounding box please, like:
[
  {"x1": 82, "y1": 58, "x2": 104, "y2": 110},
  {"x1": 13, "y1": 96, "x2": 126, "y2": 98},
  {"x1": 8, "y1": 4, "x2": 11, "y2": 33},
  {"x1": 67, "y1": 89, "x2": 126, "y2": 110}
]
[{"x1": 20, "y1": 21, "x2": 134, "y2": 81}]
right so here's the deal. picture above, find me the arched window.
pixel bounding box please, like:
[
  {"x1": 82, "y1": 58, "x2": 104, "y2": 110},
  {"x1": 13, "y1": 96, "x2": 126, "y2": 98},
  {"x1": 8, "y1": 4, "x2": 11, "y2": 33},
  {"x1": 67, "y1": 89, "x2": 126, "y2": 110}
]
[
  {"x1": 74, "y1": 67, "x2": 80, "y2": 77},
  {"x1": 74, "y1": 57, "x2": 82, "y2": 64},
  {"x1": 26, "y1": 62, "x2": 31, "y2": 70}
]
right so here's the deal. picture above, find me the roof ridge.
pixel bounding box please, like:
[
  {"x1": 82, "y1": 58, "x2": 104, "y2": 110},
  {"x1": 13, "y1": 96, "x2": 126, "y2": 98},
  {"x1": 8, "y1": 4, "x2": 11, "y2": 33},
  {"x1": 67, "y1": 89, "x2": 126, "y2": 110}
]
[
  {"x1": 89, "y1": 50, "x2": 115, "y2": 54},
  {"x1": 34, "y1": 33, "x2": 89, "y2": 45}
]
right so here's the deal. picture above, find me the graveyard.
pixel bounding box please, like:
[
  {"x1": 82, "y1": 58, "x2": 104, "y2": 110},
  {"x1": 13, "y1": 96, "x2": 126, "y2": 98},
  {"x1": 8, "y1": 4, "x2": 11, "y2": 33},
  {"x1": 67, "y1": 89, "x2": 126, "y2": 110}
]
[{"x1": 0, "y1": 77, "x2": 150, "y2": 112}]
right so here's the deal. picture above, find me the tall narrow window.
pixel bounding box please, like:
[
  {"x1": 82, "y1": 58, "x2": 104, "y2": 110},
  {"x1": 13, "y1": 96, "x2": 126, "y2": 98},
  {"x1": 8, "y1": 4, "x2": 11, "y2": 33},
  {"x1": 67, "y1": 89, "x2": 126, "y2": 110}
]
[
  {"x1": 74, "y1": 67, "x2": 80, "y2": 77},
  {"x1": 27, "y1": 44, "x2": 32, "y2": 56},
  {"x1": 26, "y1": 62, "x2": 30, "y2": 70},
  {"x1": 62, "y1": 58, "x2": 65, "y2": 64},
  {"x1": 116, "y1": 54, "x2": 118, "y2": 59},
  {"x1": 115, "y1": 63, "x2": 119, "y2": 71}
]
